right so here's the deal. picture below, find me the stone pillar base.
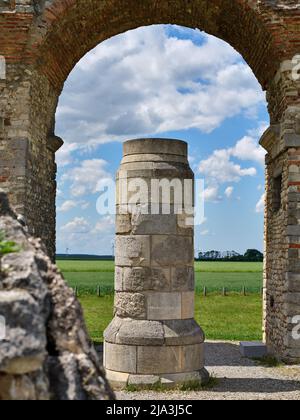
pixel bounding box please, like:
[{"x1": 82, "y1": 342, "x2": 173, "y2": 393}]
[
  {"x1": 106, "y1": 368, "x2": 210, "y2": 390},
  {"x1": 104, "y1": 317, "x2": 209, "y2": 390}
]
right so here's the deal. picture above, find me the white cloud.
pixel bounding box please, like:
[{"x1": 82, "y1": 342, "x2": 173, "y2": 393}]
[
  {"x1": 200, "y1": 229, "x2": 210, "y2": 236},
  {"x1": 56, "y1": 143, "x2": 79, "y2": 167},
  {"x1": 62, "y1": 159, "x2": 112, "y2": 197},
  {"x1": 256, "y1": 193, "x2": 265, "y2": 213},
  {"x1": 56, "y1": 25, "x2": 265, "y2": 148},
  {"x1": 198, "y1": 123, "x2": 267, "y2": 202},
  {"x1": 93, "y1": 216, "x2": 115, "y2": 234},
  {"x1": 231, "y1": 136, "x2": 266, "y2": 165},
  {"x1": 225, "y1": 186, "x2": 234, "y2": 198},
  {"x1": 60, "y1": 217, "x2": 91, "y2": 233},
  {"x1": 203, "y1": 186, "x2": 221, "y2": 203},
  {"x1": 58, "y1": 216, "x2": 115, "y2": 254},
  {"x1": 58, "y1": 200, "x2": 77, "y2": 212},
  {"x1": 199, "y1": 149, "x2": 256, "y2": 185}
]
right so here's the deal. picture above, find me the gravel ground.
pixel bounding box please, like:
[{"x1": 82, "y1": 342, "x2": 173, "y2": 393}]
[{"x1": 116, "y1": 341, "x2": 300, "y2": 401}]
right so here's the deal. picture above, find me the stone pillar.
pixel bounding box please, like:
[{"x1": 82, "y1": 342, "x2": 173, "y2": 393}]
[{"x1": 104, "y1": 138, "x2": 208, "y2": 389}]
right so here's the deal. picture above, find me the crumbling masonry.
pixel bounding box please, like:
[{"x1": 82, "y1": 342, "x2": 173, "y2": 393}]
[{"x1": 1, "y1": 1, "x2": 300, "y2": 363}]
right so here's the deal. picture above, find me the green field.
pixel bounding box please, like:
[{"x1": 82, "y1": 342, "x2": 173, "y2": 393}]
[
  {"x1": 79, "y1": 294, "x2": 263, "y2": 344},
  {"x1": 57, "y1": 259, "x2": 263, "y2": 273},
  {"x1": 58, "y1": 260, "x2": 263, "y2": 295},
  {"x1": 58, "y1": 260, "x2": 263, "y2": 343}
]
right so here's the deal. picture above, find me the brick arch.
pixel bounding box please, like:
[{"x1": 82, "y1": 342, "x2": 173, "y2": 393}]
[
  {"x1": 34, "y1": 0, "x2": 280, "y2": 94},
  {"x1": 1, "y1": 0, "x2": 300, "y2": 366}
]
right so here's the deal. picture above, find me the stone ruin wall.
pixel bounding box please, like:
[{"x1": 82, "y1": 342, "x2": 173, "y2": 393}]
[{"x1": 0, "y1": 1, "x2": 300, "y2": 362}]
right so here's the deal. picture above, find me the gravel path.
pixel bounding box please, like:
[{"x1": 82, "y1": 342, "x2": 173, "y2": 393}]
[{"x1": 116, "y1": 341, "x2": 300, "y2": 400}]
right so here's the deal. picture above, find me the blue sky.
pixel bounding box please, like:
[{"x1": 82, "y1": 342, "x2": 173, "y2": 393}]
[{"x1": 55, "y1": 25, "x2": 268, "y2": 256}]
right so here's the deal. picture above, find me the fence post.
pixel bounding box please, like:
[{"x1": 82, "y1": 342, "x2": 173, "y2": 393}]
[
  {"x1": 242, "y1": 286, "x2": 246, "y2": 296},
  {"x1": 203, "y1": 286, "x2": 207, "y2": 297},
  {"x1": 223, "y1": 287, "x2": 226, "y2": 297},
  {"x1": 97, "y1": 285, "x2": 101, "y2": 297}
]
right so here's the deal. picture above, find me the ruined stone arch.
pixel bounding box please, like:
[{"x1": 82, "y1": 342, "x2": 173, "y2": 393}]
[{"x1": 1, "y1": 0, "x2": 300, "y2": 363}]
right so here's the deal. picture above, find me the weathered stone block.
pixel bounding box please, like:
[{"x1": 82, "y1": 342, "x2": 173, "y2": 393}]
[
  {"x1": 172, "y1": 267, "x2": 194, "y2": 291},
  {"x1": 182, "y1": 292, "x2": 195, "y2": 319},
  {"x1": 121, "y1": 267, "x2": 171, "y2": 292},
  {"x1": 104, "y1": 343, "x2": 137, "y2": 374},
  {"x1": 103, "y1": 317, "x2": 123, "y2": 344},
  {"x1": 0, "y1": 290, "x2": 47, "y2": 374},
  {"x1": 115, "y1": 214, "x2": 131, "y2": 234},
  {"x1": 160, "y1": 369, "x2": 209, "y2": 387},
  {"x1": 115, "y1": 266, "x2": 123, "y2": 291},
  {"x1": 240, "y1": 342, "x2": 268, "y2": 359},
  {"x1": 163, "y1": 320, "x2": 204, "y2": 346},
  {"x1": 128, "y1": 374, "x2": 161, "y2": 387},
  {"x1": 182, "y1": 344, "x2": 204, "y2": 372},
  {"x1": 105, "y1": 369, "x2": 129, "y2": 390},
  {"x1": 137, "y1": 346, "x2": 182, "y2": 375},
  {"x1": 114, "y1": 293, "x2": 146, "y2": 319},
  {"x1": 147, "y1": 292, "x2": 181, "y2": 320},
  {"x1": 151, "y1": 236, "x2": 194, "y2": 266},
  {"x1": 115, "y1": 236, "x2": 150, "y2": 267},
  {"x1": 177, "y1": 213, "x2": 194, "y2": 235},
  {"x1": 131, "y1": 213, "x2": 177, "y2": 235},
  {"x1": 116, "y1": 319, "x2": 165, "y2": 346},
  {"x1": 287, "y1": 272, "x2": 300, "y2": 292}
]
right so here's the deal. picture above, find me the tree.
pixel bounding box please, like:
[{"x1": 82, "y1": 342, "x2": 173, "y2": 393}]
[{"x1": 244, "y1": 249, "x2": 263, "y2": 262}]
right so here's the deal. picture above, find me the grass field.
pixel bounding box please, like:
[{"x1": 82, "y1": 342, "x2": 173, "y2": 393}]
[
  {"x1": 57, "y1": 259, "x2": 263, "y2": 273},
  {"x1": 79, "y1": 294, "x2": 263, "y2": 344},
  {"x1": 58, "y1": 260, "x2": 263, "y2": 294},
  {"x1": 58, "y1": 260, "x2": 264, "y2": 343}
]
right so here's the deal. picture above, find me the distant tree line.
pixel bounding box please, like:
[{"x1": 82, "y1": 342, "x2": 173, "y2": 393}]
[
  {"x1": 56, "y1": 254, "x2": 114, "y2": 261},
  {"x1": 197, "y1": 249, "x2": 263, "y2": 262}
]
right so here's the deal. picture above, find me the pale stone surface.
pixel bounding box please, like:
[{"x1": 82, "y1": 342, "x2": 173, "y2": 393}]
[
  {"x1": 147, "y1": 292, "x2": 182, "y2": 320},
  {"x1": 160, "y1": 369, "x2": 209, "y2": 386},
  {"x1": 115, "y1": 214, "x2": 131, "y2": 234},
  {"x1": 104, "y1": 139, "x2": 207, "y2": 386},
  {"x1": 182, "y1": 292, "x2": 195, "y2": 319},
  {"x1": 105, "y1": 317, "x2": 165, "y2": 346},
  {"x1": 104, "y1": 317, "x2": 124, "y2": 344},
  {"x1": 105, "y1": 370, "x2": 130, "y2": 390},
  {"x1": 121, "y1": 267, "x2": 170, "y2": 292},
  {"x1": 137, "y1": 344, "x2": 204, "y2": 375},
  {"x1": 116, "y1": 320, "x2": 165, "y2": 346},
  {"x1": 177, "y1": 214, "x2": 194, "y2": 235},
  {"x1": 172, "y1": 267, "x2": 194, "y2": 291},
  {"x1": 123, "y1": 139, "x2": 188, "y2": 157},
  {"x1": 151, "y1": 236, "x2": 194, "y2": 266},
  {"x1": 122, "y1": 153, "x2": 188, "y2": 164},
  {"x1": 163, "y1": 320, "x2": 205, "y2": 346},
  {"x1": 115, "y1": 266, "x2": 123, "y2": 291},
  {"x1": 137, "y1": 346, "x2": 182, "y2": 375},
  {"x1": 115, "y1": 236, "x2": 150, "y2": 267},
  {"x1": 114, "y1": 292, "x2": 147, "y2": 319},
  {"x1": 287, "y1": 272, "x2": 300, "y2": 292},
  {"x1": 128, "y1": 375, "x2": 161, "y2": 387},
  {"x1": 182, "y1": 344, "x2": 205, "y2": 372},
  {"x1": 131, "y1": 213, "x2": 177, "y2": 235},
  {"x1": 104, "y1": 343, "x2": 137, "y2": 374}
]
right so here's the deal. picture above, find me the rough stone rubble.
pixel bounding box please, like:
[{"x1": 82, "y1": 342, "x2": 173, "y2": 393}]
[{"x1": 0, "y1": 192, "x2": 114, "y2": 400}]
